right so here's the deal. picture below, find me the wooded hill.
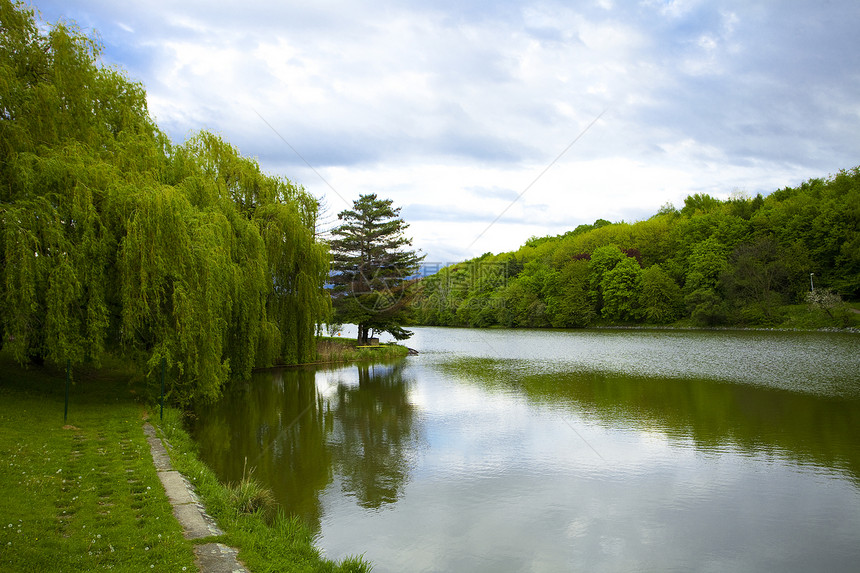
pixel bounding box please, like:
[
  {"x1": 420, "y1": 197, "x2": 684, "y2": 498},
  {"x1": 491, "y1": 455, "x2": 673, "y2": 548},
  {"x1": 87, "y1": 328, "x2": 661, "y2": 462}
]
[
  {"x1": 0, "y1": 1, "x2": 329, "y2": 404},
  {"x1": 412, "y1": 167, "x2": 860, "y2": 329}
]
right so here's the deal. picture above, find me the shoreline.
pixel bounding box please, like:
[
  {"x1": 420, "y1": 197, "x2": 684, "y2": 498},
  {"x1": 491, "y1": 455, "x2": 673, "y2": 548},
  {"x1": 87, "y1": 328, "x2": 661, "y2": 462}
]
[
  {"x1": 251, "y1": 339, "x2": 411, "y2": 372},
  {"x1": 411, "y1": 323, "x2": 860, "y2": 334}
]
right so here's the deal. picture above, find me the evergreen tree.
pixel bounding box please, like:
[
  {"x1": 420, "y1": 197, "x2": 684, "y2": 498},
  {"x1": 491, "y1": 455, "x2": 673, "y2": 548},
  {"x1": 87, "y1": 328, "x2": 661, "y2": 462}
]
[{"x1": 329, "y1": 194, "x2": 424, "y2": 343}]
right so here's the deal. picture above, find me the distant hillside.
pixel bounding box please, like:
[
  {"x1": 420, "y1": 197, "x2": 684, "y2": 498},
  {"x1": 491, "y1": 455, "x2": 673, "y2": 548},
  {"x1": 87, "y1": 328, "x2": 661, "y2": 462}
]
[{"x1": 411, "y1": 168, "x2": 860, "y2": 329}]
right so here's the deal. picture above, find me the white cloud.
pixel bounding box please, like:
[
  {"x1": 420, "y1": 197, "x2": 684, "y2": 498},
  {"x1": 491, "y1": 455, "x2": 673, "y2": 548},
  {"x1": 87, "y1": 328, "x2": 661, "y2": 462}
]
[{"x1": 31, "y1": 0, "x2": 860, "y2": 262}]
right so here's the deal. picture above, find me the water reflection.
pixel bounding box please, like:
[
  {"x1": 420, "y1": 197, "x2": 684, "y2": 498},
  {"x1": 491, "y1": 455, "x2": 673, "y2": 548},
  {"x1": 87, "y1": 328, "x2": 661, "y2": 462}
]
[
  {"x1": 323, "y1": 362, "x2": 419, "y2": 508},
  {"x1": 193, "y1": 328, "x2": 860, "y2": 572},
  {"x1": 192, "y1": 368, "x2": 331, "y2": 526},
  {"x1": 439, "y1": 358, "x2": 860, "y2": 485},
  {"x1": 192, "y1": 361, "x2": 419, "y2": 529}
]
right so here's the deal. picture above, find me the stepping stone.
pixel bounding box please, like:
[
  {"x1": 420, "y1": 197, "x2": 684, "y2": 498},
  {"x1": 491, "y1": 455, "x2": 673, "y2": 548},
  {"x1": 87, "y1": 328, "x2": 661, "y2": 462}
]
[
  {"x1": 194, "y1": 543, "x2": 248, "y2": 573},
  {"x1": 148, "y1": 438, "x2": 173, "y2": 470},
  {"x1": 173, "y1": 504, "x2": 219, "y2": 540},
  {"x1": 158, "y1": 471, "x2": 194, "y2": 505}
]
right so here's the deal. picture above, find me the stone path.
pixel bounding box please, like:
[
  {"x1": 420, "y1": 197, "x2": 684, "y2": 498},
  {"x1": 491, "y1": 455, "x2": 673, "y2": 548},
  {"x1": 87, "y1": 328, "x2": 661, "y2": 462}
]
[{"x1": 143, "y1": 423, "x2": 248, "y2": 573}]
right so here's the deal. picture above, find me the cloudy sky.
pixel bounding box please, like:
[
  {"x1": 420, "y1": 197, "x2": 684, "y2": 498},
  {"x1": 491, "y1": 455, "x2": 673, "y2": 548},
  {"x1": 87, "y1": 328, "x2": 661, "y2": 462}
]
[{"x1": 32, "y1": 0, "x2": 860, "y2": 263}]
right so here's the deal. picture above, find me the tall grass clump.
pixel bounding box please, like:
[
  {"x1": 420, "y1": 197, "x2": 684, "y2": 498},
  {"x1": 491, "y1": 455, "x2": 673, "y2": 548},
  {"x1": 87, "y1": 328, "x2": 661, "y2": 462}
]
[{"x1": 228, "y1": 458, "x2": 276, "y2": 518}]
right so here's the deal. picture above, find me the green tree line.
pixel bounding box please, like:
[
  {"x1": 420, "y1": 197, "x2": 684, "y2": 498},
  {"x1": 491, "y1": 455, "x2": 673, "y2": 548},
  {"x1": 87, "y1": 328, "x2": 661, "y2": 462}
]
[
  {"x1": 0, "y1": 1, "x2": 329, "y2": 404},
  {"x1": 413, "y1": 169, "x2": 860, "y2": 329}
]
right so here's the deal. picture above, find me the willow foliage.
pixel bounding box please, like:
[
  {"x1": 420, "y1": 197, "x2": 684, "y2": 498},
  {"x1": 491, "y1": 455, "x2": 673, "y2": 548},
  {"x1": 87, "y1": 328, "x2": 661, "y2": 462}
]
[{"x1": 0, "y1": 1, "x2": 329, "y2": 405}]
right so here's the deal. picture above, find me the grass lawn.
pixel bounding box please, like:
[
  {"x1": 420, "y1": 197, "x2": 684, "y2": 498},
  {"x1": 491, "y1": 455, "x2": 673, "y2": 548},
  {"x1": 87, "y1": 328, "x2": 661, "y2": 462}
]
[
  {"x1": 0, "y1": 356, "x2": 196, "y2": 572},
  {"x1": 0, "y1": 352, "x2": 372, "y2": 572}
]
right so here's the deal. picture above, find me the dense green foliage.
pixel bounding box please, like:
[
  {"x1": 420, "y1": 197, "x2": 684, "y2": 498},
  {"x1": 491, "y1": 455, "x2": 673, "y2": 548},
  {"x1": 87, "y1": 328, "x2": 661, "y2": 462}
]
[
  {"x1": 0, "y1": 1, "x2": 329, "y2": 404},
  {"x1": 414, "y1": 168, "x2": 860, "y2": 328},
  {"x1": 330, "y1": 194, "x2": 423, "y2": 343}
]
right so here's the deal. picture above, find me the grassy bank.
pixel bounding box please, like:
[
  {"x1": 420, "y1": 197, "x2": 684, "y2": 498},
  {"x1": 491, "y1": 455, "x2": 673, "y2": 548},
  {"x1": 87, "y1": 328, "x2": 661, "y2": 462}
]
[
  {"x1": 0, "y1": 353, "x2": 370, "y2": 573},
  {"x1": 654, "y1": 302, "x2": 860, "y2": 331},
  {"x1": 775, "y1": 302, "x2": 860, "y2": 330},
  {"x1": 313, "y1": 336, "x2": 410, "y2": 364}
]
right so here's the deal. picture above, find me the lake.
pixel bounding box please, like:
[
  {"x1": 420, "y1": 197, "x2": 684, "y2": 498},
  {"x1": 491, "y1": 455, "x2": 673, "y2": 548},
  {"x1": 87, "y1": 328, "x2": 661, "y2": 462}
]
[{"x1": 192, "y1": 327, "x2": 860, "y2": 571}]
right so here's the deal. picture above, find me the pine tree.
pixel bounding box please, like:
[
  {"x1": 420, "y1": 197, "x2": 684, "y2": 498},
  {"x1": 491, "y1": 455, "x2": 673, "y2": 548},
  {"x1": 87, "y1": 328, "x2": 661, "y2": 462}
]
[{"x1": 329, "y1": 194, "x2": 424, "y2": 344}]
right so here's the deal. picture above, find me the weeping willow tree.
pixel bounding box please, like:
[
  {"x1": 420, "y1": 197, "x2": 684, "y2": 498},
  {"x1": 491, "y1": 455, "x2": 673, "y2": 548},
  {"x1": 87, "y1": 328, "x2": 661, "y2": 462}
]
[{"x1": 0, "y1": 0, "x2": 329, "y2": 405}]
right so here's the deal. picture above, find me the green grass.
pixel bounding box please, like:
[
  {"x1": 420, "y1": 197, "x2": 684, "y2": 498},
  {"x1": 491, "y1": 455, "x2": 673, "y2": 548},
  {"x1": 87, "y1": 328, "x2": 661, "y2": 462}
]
[
  {"x1": 314, "y1": 336, "x2": 409, "y2": 364},
  {"x1": 775, "y1": 303, "x2": 860, "y2": 330},
  {"x1": 0, "y1": 353, "x2": 371, "y2": 572},
  {"x1": 0, "y1": 355, "x2": 195, "y2": 572}
]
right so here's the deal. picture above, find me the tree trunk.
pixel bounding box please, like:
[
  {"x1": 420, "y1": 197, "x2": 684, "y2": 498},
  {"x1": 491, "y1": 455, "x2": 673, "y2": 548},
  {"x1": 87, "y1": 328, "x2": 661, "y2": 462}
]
[{"x1": 357, "y1": 323, "x2": 368, "y2": 345}]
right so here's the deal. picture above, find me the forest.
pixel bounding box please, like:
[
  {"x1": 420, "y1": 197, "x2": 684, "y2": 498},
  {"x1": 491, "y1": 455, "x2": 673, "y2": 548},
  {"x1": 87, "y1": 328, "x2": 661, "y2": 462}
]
[
  {"x1": 0, "y1": 1, "x2": 329, "y2": 404},
  {"x1": 412, "y1": 169, "x2": 860, "y2": 329}
]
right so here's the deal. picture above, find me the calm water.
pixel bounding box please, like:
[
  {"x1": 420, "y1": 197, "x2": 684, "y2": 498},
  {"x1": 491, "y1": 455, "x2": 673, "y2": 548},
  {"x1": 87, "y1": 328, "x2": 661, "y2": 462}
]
[{"x1": 193, "y1": 327, "x2": 860, "y2": 571}]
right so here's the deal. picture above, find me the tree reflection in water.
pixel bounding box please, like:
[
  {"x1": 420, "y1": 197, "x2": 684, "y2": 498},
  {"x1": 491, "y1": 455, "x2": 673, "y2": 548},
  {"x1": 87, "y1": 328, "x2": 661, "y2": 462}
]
[
  {"x1": 192, "y1": 360, "x2": 419, "y2": 530},
  {"x1": 325, "y1": 362, "x2": 418, "y2": 509}
]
